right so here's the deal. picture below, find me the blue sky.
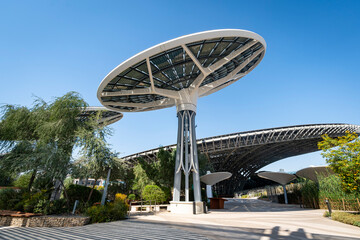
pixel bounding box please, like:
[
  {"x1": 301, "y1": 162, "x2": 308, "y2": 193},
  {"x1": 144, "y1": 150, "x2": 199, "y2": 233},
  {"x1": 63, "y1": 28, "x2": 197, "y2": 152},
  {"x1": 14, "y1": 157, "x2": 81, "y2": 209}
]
[{"x1": 1, "y1": 0, "x2": 359, "y2": 172}]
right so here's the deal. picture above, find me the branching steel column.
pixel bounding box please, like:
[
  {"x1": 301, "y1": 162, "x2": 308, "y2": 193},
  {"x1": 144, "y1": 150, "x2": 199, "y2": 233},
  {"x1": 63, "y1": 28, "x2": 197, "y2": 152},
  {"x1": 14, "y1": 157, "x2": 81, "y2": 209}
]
[{"x1": 172, "y1": 110, "x2": 201, "y2": 202}]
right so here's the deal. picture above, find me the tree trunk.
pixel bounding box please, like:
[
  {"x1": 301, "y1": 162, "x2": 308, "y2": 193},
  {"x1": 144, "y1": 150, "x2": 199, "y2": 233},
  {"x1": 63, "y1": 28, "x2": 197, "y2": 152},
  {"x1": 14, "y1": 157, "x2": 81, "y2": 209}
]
[
  {"x1": 86, "y1": 178, "x2": 98, "y2": 204},
  {"x1": 84, "y1": 177, "x2": 88, "y2": 187},
  {"x1": 60, "y1": 180, "x2": 70, "y2": 211},
  {"x1": 27, "y1": 168, "x2": 37, "y2": 192}
]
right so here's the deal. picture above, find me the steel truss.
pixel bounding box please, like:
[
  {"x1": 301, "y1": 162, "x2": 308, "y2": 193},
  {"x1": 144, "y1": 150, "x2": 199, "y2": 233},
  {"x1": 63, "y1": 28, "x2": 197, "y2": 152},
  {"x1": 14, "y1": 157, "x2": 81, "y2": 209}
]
[{"x1": 123, "y1": 123, "x2": 360, "y2": 195}]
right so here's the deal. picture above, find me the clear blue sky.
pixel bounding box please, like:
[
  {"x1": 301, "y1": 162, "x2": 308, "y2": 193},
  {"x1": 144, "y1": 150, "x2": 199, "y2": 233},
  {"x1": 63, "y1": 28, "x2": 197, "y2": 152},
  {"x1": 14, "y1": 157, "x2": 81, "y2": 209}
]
[{"x1": 1, "y1": 0, "x2": 359, "y2": 172}]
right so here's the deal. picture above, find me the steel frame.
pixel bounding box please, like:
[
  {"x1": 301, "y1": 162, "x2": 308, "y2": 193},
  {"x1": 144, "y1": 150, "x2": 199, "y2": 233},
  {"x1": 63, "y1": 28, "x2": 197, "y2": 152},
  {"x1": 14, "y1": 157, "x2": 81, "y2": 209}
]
[{"x1": 122, "y1": 124, "x2": 360, "y2": 195}]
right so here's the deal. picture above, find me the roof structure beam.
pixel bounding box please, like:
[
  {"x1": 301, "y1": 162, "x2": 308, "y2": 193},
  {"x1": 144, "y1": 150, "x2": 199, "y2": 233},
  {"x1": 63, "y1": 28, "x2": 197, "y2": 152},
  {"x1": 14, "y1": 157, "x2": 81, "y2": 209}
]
[
  {"x1": 103, "y1": 97, "x2": 176, "y2": 108},
  {"x1": 199, "y1": 47, "x2": 264, "y2": 97},
  {"x1": 207, "y1": 40, "x2": 258, "y2": 73}
]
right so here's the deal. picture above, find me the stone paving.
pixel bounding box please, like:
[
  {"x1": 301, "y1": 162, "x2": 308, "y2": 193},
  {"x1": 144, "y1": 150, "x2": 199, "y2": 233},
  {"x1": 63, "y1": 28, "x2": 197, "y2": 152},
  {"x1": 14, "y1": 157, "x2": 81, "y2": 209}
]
[
  {"x1": 133, "y1": 198, "x2": 360, "y2": 240},
  {"x1": 0, "y1": 220, "x2": 208, "y2": 240},
  {"x1": 1, "y1": 199, "x2": 359, "y2": 240}
]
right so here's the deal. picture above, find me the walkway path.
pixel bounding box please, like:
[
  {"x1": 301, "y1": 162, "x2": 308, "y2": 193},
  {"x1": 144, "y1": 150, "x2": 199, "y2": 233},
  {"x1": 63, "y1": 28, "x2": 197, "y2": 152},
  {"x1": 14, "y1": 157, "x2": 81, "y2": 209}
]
[
  {"x1": 0, "y1": 199, "x2": 359, "y2": 239},
  {"x1": 0, "y1": 220, "x2": 208, "y2": 240},
  {"x1": 133, "y1": 198, "x2": 360, "y2": 240}
]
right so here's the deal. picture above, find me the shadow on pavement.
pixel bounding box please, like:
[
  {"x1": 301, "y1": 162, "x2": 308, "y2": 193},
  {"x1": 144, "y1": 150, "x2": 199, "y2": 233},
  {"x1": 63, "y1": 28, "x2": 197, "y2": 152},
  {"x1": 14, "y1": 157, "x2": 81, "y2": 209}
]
[{"x1": 132, "y1": 219, "x2": 360, "y2": 240}]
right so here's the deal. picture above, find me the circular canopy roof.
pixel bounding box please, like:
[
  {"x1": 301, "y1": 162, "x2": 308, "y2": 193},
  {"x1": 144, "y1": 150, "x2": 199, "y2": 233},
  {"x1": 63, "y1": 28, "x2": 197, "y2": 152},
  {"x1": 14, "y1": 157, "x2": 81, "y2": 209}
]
[
  {"x1": 98, "y1": 29, "x2": 266, "y2": 112},
  {"x1": 296, "y1": 166, "x2": 334, "y2": 182},
  {"x1": 200, "y1": 172, "x2": 232, "y2": 185},
  {"x1": 257, "y1": 172, "x2": 296, "y2": 185},
  {"x1": 77, "y1": 107, "x2": 123, "y2": 126}
]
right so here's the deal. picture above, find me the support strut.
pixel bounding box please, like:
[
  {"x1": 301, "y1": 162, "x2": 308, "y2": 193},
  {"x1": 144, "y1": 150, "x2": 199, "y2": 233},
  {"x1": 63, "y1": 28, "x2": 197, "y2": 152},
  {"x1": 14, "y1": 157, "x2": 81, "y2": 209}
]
[{"x1": 172, "y1": 110, "x2": 201, "y2": 202}]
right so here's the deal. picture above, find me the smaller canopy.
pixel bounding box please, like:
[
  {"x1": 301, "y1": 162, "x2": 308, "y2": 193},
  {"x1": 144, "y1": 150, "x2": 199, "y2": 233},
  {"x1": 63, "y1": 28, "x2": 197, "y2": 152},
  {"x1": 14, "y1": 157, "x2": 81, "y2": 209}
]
[
  {"x1": 257, "y1": 172, "x2": 296, "y2": 185},
  {"x1": 296, "y1": 166, "x2": 334, "y2": 182},
  {"x1": 200, "y1": 172, "x2": 232, "y2": 186}
]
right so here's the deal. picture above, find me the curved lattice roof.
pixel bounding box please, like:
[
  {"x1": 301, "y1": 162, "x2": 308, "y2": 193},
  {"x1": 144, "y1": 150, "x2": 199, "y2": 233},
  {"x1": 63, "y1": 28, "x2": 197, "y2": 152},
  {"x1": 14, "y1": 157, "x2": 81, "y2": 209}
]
[
  {"x1": 122, "y1": 123, "x2": 360, "y2": 194},
  {"x1": 77, "y1": 107, "x2": 123, "y2": 126},
  {"x1": 98, "y1": 29, "x2": 266, "y2": 112}
]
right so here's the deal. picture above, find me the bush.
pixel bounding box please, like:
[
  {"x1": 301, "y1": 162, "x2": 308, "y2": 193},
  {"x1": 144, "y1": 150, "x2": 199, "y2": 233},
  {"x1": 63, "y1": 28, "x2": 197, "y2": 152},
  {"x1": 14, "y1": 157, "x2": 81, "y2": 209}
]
[
  {"x1": 301, "y1": 181, "x2": 319, "y2": 208},
  {"x1": 66, "y1": 184, "x2": 101, "y2": 206},
  {"x1": 22, "y1": 191, "x2": 49, "y2": 213},
  {"x1": 127, "y1": 194, "x2": 136, "y2": 201},
  {"x1": 0, "y1": 188, "x2": 22, "y2": 210},
  {"x1": 34, "y1": 199, "x2": 68, "y2": 215},
  {"x1": 142, "y1": 185, "x2": 166, "y2": 203},
  {"x1": 115, "y1": 193, "x2": 127, "y2": 202},
  {"x1": 86, "y1": 201, "x2": 127, "y2": 223},
  {"x1": 329, "y1": 211, "x2": 360, "y2": 227}
]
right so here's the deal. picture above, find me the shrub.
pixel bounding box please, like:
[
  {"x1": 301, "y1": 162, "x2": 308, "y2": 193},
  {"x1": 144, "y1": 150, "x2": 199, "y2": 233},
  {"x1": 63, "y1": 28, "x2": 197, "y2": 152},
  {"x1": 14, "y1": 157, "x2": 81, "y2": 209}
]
[
  {"x1": 86, "y1": 201, "x2": 127, "y2": 223},
  {"x1": 301, "y1": 181, "x2": 319, "y2": 208},
  {"x1": 66, "y1": 184, "x2": 101, "y2": 206},
  {"x1": 22, "y1": 191, "x2": 49, "y2": 213},
  {"x1": 115, "y1": 193, "x2": 127, "y2": 202},
  {"x1": 34, "y1": 199, "x2": 68, "y2": 215},
  {"x1": 330, "y1": 211, "x2": 360, "y2": 227},
  {"x1": 0, "y1": 188, "x2": 22, "y2": 210},
  {"x1": 127, "y1": 194, "x2": 136, "y2": 201},
  {"x1": 142, "y1": 185, "x2": 166, "y2": 203}
]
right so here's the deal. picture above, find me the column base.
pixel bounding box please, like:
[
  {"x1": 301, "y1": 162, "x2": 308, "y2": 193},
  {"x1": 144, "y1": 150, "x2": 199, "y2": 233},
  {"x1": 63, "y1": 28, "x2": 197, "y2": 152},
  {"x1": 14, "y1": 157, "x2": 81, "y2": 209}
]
[{"x1": 170, "y1": 201, "x2": 204, "y2": 214}]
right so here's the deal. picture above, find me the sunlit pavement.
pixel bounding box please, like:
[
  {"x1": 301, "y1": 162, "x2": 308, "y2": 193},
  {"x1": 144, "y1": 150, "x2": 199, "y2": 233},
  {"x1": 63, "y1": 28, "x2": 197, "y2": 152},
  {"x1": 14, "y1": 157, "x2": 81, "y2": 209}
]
[
  {"x1": 1, "y1": 199, "x2": 359, "y2": 240},
  {"x1": 0, "y1": 220, "x2": 208, "y2": 240},
  {"x1": 133, "y1": 198, "x2": 360, "y2": 240}
]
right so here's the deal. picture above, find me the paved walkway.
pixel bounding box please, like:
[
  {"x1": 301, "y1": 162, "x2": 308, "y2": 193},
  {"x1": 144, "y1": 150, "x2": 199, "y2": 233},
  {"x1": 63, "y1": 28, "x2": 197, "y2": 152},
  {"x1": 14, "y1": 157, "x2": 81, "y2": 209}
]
[
  {"x1": 0, "y1": 199, "x2": 359, "y2": 239},
  {"x1": 133, "y1": 198, "x2": 360, "y2": 240},
  {"x1": 0, "y1": 220, "x2": 208, "y2": 240}
]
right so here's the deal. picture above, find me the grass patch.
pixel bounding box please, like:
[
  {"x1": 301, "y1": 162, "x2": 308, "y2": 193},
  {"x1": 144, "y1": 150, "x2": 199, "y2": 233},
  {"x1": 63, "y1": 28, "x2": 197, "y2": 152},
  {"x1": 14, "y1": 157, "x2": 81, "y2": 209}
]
[{"x1": 324, "y1": 211, "x2": 360, "y2": 227}]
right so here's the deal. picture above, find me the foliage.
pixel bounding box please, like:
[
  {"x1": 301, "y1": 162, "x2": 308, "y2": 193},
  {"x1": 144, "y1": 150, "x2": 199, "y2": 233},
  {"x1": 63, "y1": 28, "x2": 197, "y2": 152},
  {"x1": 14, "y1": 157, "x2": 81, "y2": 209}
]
[
  {"x1": 107, "y1": 182, "x2": 127, "y2": 200},
  {"x1": 318, "y1": 174, "x2": 359, "y2": 200},
  {"x1": 13, "y1": 173, "x2": 32, "y2": 189},
  {"x1": 127, "y1": 194, "x2": 136, "y2": 201},
  {"x1": 115, "y1": 193, "x2": 127, "y2": 202},
  {"x1": 66, "y1": 184, "x2": 101, "y2": 206},
  {"x1": 21, "y1": 191, "x2": 50, "y2": 213},
  {"x1": 63, "y1": 177, "x2": 74, "y2": 189},
  {"x1": 132, "y1": 164, "x2": 154, "y2": 194},
  {"x1": 86, "y1": 201, "x2": 127, "y2": 223},
  {"x1": 0, "y1": 169, "x2": 15, "y2": 186},
  {"x1": 318, "y1": 132, "x2": 360, "y2": 194},
  {"x1": 110, "y1": 160, "x2": 134, "y2": 195},
  {"x1": 134, "y1": 149, "x2": 211, "y2": 200},
  {"x1": 300, "y1": 180, "x2": 319, "y2": 208},
  {"x1": 0, "y1": 92, "x2": 89, "y2": 194},
  {"x1": 138, "y1": 149, "x2": 175, "y2": 189},
  {"x1": 34, "y1": 199, "x2": 68, "y2": 215},
  {"x1": 329, "y1": 211, "x2": 360, "y2": 227},
  {"x1": 0, "y1": 188, "x2": 23, "y2": 210},
  {"x1": 142, "y1": 185, "x2": 166, "y2": 203}
]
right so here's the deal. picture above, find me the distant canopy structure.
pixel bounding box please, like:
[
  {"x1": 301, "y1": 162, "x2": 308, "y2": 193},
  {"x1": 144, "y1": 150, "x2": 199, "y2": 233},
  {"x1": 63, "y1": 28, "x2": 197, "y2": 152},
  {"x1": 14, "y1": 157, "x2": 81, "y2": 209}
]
[
  {"x1": 122, "y1": 123, "x2": 360, "y2": 196},
  {"x1": 77, "y1": 107, "x2": 123, "y2": 126},
  {"x1": 296, "y1": 166, "x2": 334, "y2": 182},
  {"x1": 97, "y1": 29, "x2": 266, "y2": 207}
]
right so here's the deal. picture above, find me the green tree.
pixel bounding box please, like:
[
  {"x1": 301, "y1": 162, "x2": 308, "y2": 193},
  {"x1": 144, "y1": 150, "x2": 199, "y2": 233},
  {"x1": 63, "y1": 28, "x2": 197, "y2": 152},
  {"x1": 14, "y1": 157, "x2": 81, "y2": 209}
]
[
  {"x1": 0, "y1": 92, "x2": 87, "y2": 193},
  {"x1": 318, "y1": 131, "x2": 360, "y2": 195},
  {"x1": 132, "y1": 163, "x2": 154, "y2": 194},
  {"x1": 138, "y1": 148, "x2": 175, "y2": 190},
  {"x1": 142, "y1": 185, "x2": 166, "y2": 203}
]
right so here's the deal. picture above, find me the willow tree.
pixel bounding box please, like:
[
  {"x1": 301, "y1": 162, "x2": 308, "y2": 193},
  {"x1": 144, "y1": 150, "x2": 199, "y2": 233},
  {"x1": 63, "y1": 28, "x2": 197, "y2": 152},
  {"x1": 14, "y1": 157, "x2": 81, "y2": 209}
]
[
  {"x1": 75, "y1": 110, "x2": 121, "y2": 202},
  {"x1": 0, "y1": 92, "x2": 88, "y2": 192}
]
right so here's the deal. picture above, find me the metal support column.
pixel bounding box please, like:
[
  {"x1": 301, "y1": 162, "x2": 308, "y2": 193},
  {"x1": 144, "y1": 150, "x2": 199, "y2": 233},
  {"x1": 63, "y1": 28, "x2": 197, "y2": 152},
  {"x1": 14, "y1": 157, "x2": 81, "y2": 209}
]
[{"x1": 172, "y1": 110, "x2": 201, "y2": 202}]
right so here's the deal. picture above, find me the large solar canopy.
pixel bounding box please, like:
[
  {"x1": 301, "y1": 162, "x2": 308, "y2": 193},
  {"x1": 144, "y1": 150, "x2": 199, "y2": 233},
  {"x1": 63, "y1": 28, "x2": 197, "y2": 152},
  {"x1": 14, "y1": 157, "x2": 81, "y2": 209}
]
[{"x1": 97, "y1": 29, "x2": 266, "y2": 112}]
